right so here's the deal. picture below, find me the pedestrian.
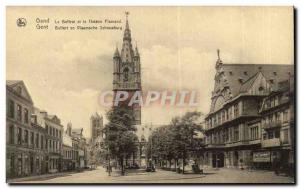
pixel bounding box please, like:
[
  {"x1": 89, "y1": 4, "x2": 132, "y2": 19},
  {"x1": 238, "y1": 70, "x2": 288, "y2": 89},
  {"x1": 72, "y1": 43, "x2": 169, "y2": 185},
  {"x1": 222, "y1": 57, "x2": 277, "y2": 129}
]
[{"x1": 108, "y1": 165, "x2": 112, "y2": 176}]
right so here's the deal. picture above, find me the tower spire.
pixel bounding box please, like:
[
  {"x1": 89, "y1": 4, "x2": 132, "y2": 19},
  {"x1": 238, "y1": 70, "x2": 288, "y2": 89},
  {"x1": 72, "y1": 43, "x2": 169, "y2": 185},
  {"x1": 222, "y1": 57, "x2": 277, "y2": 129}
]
[
  {"x1": 121, "y1": 11, "x2": 133, "y2": 62},
  {"x1": 124, "y1": 11, "x2": 131, "y2": 37},
  {"x1": 125, "y1": 11, "x2": 130, "y2": 29},
  {"x1": 114, "y1": 45, "x2": 120, "y2": 57}
]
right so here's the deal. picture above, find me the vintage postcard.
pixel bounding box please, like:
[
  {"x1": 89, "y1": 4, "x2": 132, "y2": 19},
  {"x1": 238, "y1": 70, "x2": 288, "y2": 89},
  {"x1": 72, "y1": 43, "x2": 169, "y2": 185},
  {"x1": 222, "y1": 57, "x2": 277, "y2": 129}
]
[{"x1": 6, "y1": 6, "x2": 295, "y2": 184}]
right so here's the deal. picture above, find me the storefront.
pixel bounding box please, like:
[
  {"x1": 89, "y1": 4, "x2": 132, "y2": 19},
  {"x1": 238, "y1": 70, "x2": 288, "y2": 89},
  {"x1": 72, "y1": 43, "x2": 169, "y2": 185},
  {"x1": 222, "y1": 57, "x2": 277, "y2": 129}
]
[
  {"x1": 252, "y1": 151, "x2": 272, "y2": 169},
  {"x1": 252, "y1": 149, "x2": 291, "y2": 170}
]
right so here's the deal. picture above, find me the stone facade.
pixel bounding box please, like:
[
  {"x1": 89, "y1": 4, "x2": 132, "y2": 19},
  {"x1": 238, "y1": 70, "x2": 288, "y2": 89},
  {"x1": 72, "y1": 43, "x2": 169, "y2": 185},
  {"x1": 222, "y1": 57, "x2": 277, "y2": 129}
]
[
  {"x1": 72, "y1": 128, "x2": 88, "y2": 168},
  {"x1": 6, "y1": 81, "x2": 47, "y2": 179},
  {"x1": 63, "y1": 123, "x2": 88, "y2": 170},
  {"x1": 90, "y1": 112, "x2": 104, "y2": 142},
  {"x1": 112, "y1": 13, "x2": 141, "y2": 126},
  {"x1": 203, "y1": 51, "x2": 294, "y2": 170},
  {"x1": 258, "y1": 79, "x2": 294, "y2": 171},
  {"x1": 111, "y1": 13, "x2": 144, "y2": 167},
  {"x1": 62, "y1": 129, "x2": 78, "y2": 171},
  {"x1": 6, "y1": 81, "x2": 89, "y2": 180}
]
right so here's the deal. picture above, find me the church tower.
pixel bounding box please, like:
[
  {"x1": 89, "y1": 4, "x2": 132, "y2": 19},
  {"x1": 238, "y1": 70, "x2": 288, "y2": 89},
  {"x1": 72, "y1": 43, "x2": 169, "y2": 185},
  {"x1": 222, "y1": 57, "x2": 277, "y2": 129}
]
[
  {"x1": 90, "y1": 112, "x2": 103, "y2": 142},
  {"x1": 113, "y1": 12, "x2": 141, "y2": 126}
]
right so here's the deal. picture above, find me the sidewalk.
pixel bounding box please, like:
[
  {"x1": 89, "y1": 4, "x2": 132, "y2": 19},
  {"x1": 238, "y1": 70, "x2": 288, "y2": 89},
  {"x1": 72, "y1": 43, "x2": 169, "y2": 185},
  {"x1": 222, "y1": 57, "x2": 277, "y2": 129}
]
[{"x1": 7, "y1": 170, "x2": 83, "y2": 183}]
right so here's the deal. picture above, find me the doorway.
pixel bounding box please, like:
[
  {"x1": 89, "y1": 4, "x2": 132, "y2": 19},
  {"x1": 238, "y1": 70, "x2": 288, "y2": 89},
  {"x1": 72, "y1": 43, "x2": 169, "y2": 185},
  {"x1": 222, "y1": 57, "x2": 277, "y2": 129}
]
[
  {"x1": 233, "y1": 151, "x2": 239, "y2": 167},
  {"x1": 212, "y1": 152, "x2": 225, "y2": 168}
]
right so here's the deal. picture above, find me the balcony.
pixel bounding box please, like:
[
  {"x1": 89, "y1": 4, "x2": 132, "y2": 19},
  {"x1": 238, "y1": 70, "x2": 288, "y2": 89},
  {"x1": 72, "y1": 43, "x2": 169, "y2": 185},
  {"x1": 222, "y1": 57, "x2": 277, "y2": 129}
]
[
  {"x1": 261, "y1": 138, "x2": 281, "y2": 148},
  {"x1": 262, "y1": 120, "x2": 282, "y2": 130}
]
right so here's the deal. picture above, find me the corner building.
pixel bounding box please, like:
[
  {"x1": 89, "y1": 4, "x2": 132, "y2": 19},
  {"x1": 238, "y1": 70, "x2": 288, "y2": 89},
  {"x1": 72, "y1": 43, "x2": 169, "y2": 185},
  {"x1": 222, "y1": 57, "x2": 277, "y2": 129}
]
[
  {"x1": 6, "y1": 81, "x2": 47, "y2": 179},
  {"x1": 203, "y1": 51, "x2": 293, "y2": 169}
]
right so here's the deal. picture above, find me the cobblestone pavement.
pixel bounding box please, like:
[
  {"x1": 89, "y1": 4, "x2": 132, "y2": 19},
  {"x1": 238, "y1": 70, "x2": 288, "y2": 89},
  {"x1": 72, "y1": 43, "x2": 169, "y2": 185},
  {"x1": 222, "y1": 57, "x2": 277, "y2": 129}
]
[{"x1": 15, "y1": 167, "x2": 294, "y2": 184}]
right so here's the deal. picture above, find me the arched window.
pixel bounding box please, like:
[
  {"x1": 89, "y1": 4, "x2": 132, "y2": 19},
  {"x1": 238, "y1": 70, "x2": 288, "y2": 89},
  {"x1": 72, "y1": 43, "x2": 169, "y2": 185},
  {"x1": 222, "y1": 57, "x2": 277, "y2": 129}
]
[
  {"x1": 123, "y1": 67, "x2": 129, "y2": 82},
  {"x1": 258, "y1": 86, "x2": 264, "y2": 95}
]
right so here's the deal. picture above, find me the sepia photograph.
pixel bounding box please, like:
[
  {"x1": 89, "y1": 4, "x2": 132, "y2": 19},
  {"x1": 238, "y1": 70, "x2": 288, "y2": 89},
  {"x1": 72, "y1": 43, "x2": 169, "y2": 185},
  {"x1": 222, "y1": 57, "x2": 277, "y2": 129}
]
[{"x1": 5, "y1": 6, "x2": 295, "y2": 184}]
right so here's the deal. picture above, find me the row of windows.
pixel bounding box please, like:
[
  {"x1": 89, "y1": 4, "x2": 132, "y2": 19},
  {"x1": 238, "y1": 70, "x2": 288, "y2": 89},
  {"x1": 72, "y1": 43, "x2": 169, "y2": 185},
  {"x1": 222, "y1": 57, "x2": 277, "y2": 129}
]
[
  {"x1": 261, "y1": 109, "x2": 289, "y2": 126},
  {"x1": 263, "y1": 130, "x2": 280, "y2": 140},
  {"x1": 206, "y1": 126, "x2": 239, "y2": 144},
  {"x1": 263, "y1": 93, "x2": 290, "y2": 110},
  {"x1": 206, "y1": 123, "x2": 290, "y2": 145},
  {"x1": 8, "y1": 125, "x2": 61, "y2": 152},
  {"x1": 9, "y1": 125, "x2": 44, "y2": 149},
  {"x1": 47, "y1": 139, "x2": 61, "y2": 152},
  {"x1": 264, "y1": 96, "x2": 279, "y2": 109},
  {"x1": 249, "y1": 126, "x2": 259, "y2": 140},
  {"x1": 45, "y1": 125, "x2": 62, "y2": 139},
  {"x1": 63, "y1": 150, "x2": 78, "y2": 160},
  {"x1": 8, "y1": 99, "x2": 29, "y2": 124},
  {"x1": 207, "y1": 103, "x2": 241, "y2": 128}
]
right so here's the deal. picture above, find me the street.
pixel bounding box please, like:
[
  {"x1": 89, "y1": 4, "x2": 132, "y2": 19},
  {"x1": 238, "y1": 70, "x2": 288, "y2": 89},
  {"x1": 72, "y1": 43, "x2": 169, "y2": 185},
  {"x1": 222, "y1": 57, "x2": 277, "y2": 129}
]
[{"x1": 14, "y1": 167, "x2": 294, "y2": 184}]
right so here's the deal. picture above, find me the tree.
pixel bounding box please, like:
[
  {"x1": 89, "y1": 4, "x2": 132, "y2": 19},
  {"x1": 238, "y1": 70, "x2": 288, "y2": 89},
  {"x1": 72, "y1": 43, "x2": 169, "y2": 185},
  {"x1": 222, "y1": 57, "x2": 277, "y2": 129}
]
[
  {"x1": 147, "y1": 111, "x2": 204, "y2": 174},
  {"x1": 172, "y1": 111, "x2": 203, "y2": 173},
  {"x1": 103, "y1": 107, "x2": 138, "y2": 175}
]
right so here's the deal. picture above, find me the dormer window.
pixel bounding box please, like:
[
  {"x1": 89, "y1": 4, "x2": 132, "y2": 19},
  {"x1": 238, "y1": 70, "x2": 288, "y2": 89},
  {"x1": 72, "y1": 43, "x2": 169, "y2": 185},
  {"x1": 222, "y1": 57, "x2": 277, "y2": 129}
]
[
  {"x1": 229, "y1": 71, "x2": 233, "y2": 75},
  {"x1": 258, "y1": 86, "x2": 264, "y2": 95},
  {"x1": 238, "y1": 78, "x2": 243, "y2": 83},
  {"x1": 269, "y1": 79, "x2": 274, "y2": 84},
  {"x1": 273, "y1": 72, "x2": 277, "y2": 76},
  {"x1": 244, "y1": 71, "x2": 248, "y2": 75}
]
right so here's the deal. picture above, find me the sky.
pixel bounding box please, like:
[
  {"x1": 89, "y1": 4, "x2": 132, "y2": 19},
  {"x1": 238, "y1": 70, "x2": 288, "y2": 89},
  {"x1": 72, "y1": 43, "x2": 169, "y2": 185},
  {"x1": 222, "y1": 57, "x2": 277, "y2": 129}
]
[{"x1": 6, "y1": 6, "x2": 294, "y2": 138}]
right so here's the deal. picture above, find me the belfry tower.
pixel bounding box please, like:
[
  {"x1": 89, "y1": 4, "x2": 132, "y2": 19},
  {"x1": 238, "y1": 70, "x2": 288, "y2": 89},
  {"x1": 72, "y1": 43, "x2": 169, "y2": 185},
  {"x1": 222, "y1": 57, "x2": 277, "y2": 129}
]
[{"x1": 113, "y1": 12, "x2": 141, "y2": 126}]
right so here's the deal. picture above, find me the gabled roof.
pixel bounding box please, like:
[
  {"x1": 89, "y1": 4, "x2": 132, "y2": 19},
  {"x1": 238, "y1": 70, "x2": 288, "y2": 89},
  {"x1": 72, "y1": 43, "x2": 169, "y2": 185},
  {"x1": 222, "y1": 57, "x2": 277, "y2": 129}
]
[
  {"x1": 239, "y1": 72, "x2": 260, "y2": 93},
  {"x1": 209, "y1": 63, "x2": 293, "y2": 114},
  {"x1": 6, "y1": 80, "x2": 33, "y2": 104},
  {"x1": 6, "y1": 80, "x2": 22, "y2": 86},
  {"x1": 222, "y1": 64, "x2": 293, "y2": 97}
]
